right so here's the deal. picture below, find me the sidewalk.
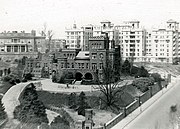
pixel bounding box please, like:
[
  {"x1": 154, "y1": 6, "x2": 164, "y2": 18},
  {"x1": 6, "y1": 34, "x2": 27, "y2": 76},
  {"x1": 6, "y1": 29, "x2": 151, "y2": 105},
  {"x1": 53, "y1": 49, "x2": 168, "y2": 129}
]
[{"x1": 112, "y1": 77, "x2": 178, "y2": 129}]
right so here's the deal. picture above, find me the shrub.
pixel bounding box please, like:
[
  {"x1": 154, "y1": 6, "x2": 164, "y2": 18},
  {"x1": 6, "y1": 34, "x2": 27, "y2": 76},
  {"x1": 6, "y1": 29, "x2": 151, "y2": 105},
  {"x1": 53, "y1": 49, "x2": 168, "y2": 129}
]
[
  {"x1": 0, "y1": 98, "x2": 6, "y2": 120},
  {"x1": 130, "y1": 66, "x2": 141, "y2": 75},
  {"x1": 132, "y1": 77, "x2": 155, "y2": 92},
  {"x1": 58, "y1": 75, "x2": 65, "y2": 84},
  {"x1": 24, "y1": 73, "x2": 33, "y2": 80},
  {"x1": 150, "y1": 73, "x2": 162, "y2": 82},
  {"x1": 135, "y1": 66, "x2": 149, "y2": 78},
  {"x1": 65, "y1": 72, "x2": 74, "y2": 79},
  {"x1": 50, "y1": 115, "x2": 70, "y2": 129},
  {"x1": 122, "y1": 59, "x2": 131, "y2": 75}
]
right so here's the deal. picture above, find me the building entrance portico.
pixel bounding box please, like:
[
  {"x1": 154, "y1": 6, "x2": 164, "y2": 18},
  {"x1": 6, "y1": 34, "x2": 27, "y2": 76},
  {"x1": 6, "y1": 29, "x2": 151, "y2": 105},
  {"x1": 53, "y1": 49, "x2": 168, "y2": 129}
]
[{"x1": 5, "y1": 44, "x2": 27, "y2": 52}]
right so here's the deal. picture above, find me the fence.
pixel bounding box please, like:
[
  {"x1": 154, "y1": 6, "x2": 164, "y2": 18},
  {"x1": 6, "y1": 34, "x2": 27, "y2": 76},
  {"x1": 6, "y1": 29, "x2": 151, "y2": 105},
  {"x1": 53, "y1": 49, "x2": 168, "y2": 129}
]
[
  {"x1": 104, "y1": 112, "x2": 125, "y2": 129},
  {"x1": 0, "y1": 118, "x2": 8, "y2": 128},
  {"x1": 104, "y1": 83, "x2": 162, "y2": 129}
]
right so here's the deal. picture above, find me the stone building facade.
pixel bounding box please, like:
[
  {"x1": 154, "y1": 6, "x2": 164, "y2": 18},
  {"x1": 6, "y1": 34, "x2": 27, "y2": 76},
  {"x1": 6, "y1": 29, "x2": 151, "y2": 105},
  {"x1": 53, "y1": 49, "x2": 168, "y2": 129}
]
[
  {"x1": 0, "y1": 30, "x2": 46, "y2": 61},
  {"x1": 24, "y1": 33, "x2": 121, "y2": 82}
]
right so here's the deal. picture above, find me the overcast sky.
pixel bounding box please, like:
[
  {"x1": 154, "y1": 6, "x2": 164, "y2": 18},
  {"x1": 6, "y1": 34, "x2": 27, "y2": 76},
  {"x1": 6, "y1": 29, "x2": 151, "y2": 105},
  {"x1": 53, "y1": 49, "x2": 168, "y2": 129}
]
[{"x1": 0, "y1": 0, "x2": 180, "y2": 38}]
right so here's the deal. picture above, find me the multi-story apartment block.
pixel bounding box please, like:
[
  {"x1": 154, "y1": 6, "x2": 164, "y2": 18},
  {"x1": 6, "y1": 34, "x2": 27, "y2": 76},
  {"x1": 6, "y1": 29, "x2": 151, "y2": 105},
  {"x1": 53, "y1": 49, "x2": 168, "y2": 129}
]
[
  {"x1": 115, "y1": 21, "x2": 146, "y2": 62},
  {"x1": 0, "y1": 30, "x2": 46, "y2": 61},
  {"x1": 93, "y1": 20, "x2": 119, "y2": 48},
  {"x1": 144, "y1": 30, "x2": 153, "y2": 62},
  {"x1": 145, "y1": 19, "x2": 179, "y2": 63},
  {"x1": 65, "y1": 24, "x2": 93, "y2": 51}
]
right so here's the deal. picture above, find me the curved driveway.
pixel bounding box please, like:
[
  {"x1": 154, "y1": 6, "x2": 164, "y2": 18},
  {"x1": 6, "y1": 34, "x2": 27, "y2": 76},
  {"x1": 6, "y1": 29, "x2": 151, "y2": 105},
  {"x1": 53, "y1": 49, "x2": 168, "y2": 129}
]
[{"x1": 2, "y1": 82, "x2": 31, "y2": 119}]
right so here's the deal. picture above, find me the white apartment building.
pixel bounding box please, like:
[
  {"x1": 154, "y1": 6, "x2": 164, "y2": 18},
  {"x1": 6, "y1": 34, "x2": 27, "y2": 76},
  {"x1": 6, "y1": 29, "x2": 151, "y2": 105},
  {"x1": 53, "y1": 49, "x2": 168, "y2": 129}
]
[
  {"x1": 145, "y1": 19, "x2": 179, "y2": 63},
  {"x1": 93, "y1": 20, "x2": 119, "y2": 48},
  {"x1": 65, "y1": 24, "x2": 93, "y2": 51},
  {"x1": 115, "y1": 21, "x2": 146, "y2": 62}
]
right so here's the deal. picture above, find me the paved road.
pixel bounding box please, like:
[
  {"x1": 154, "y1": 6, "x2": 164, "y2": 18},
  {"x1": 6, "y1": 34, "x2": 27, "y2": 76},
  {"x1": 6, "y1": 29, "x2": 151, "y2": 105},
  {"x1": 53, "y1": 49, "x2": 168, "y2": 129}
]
[{"x1": 113, "y1": 78, "x2": 180, "y2": 129}]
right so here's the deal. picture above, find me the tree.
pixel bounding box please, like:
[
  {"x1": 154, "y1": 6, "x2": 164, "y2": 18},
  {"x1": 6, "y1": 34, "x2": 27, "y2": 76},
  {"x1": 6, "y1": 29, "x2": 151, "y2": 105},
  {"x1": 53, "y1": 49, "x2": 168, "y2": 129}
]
[
  {"x1": 0, "y1": 98, "x2": 6, "y2": 120},
  {"x1": 14, "y1": 83, "x2": 48, "y2": 124},
  {"x1": 151, "y1": 73, "x2": 162, "y2": 90},
  {"x1": 96, "y1": 61, "x2": 126, "y2": 113},
  {"x1": 41, "y1": 23, "x2": 54, "y2": 52},
  {"x1": 77, "y1": 92, "x2": 90, "y2": 116},
  {"x1": 50, "y1": 115, "x2": 70, "y2": 129},
  {"x1": 24, "y1": 73, "x2": 33, "y2": 80},
  {"x1": 68, "y1": 93, "x2": 77, "y2": 109},
  {"x1": 122, "y1": 59, "x2": 131, "y2": 75},
  {"x1": 135, "y1": 66, "x2": 149, "y2": 78}
]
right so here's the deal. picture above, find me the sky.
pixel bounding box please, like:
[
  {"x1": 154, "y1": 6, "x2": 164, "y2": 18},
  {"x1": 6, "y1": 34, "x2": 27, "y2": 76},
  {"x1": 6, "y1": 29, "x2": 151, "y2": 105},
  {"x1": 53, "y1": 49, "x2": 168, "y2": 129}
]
[{"x1": 0, "y1": 0, "x2": 180, "y2": 38}]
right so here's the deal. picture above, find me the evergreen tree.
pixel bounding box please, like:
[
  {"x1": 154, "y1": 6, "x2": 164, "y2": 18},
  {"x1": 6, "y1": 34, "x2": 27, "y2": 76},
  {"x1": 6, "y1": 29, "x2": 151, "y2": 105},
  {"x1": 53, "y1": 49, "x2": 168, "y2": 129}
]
[
  {"x1": 122, "y1": 59, "x2": 131, "y2": 75},
  {"x1": 14, "y1": 83, "x2": 48, "y2": 124},
  {"x1": 68, "y1": 93, "x2": 77, "y2": 109},
  {"x1": 50, "y1": 115, "x2": 70, "y2": 129},
  {"x1": 0, "y1": 98, "x2": 6, "y2": 120},
  {"x1": 77, "y1": 92, "x2": 90, "y2": 116},
  {"x1": 136, "y1": 66, "x2": 149, "y2": 78}
]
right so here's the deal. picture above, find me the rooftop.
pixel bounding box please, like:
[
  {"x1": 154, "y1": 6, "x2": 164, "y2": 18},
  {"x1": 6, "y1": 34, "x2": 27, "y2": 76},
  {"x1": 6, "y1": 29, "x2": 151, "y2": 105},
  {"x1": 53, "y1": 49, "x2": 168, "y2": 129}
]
[{"x1": 75, "y1": 51, "x2": 90, "y2": 60}]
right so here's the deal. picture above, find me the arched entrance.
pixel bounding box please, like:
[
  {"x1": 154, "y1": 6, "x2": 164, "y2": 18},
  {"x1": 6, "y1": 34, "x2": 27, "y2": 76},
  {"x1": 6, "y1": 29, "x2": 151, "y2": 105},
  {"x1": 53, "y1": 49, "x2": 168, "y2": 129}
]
[
  {"x1": 84, "y1": 73, "x2": 93, "y2": 80},
  {"x1": 75, "y1": 72, "x2": 83, "y2": 81}
]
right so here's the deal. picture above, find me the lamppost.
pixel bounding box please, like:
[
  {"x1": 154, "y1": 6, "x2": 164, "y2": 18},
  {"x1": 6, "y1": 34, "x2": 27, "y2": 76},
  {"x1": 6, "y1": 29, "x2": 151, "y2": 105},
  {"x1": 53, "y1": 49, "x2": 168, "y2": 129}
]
[{"x1": 138, "y1": 96, "x2": 142, "y2": 112}]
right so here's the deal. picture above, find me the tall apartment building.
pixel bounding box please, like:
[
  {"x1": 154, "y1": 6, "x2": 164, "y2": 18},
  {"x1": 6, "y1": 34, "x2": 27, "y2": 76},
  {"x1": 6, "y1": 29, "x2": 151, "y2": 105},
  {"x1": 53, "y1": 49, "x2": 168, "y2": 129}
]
[
  {"x1": 0, "y1": 30, "x2": 46, "y2": 61},
  {"x1": 115, "y1": 21, "x2": 146, "y2": 62},
  {"x1": 144, "y1": 30, "x2": 153, "y2": 62},
  {"x1": 93, "y1": 20, "x2": 119, "y2": 48},
  {"x1": 145, "y1": 20, "x2": 179, "y2": 63},
  {"x1": 65, "y1": 24, "x2": 93, "y2": 51}
]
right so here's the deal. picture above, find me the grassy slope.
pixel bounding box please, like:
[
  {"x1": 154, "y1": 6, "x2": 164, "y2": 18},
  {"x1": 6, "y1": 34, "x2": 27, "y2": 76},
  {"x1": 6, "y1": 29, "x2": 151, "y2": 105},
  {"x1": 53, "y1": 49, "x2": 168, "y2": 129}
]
[{"x1": 135, "y1": 62, "x2": 180, "y2": 77}]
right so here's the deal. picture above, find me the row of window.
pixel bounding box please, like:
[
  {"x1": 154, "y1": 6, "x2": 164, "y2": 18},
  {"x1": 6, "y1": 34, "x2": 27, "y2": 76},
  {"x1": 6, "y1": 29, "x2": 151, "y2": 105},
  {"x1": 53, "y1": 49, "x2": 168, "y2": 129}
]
[
  {"x1": 60, "y1": 62, "x2": 103, "y2": 70},
  {"x1": 126, "y1": 53, "x2": 140, "y2": 56},
  {"x1": 66, "y1": 32, "x2": 83, "y2": 35},
  {"x1": 63, "y1": 53, "x2": 76, "y2": 59}
]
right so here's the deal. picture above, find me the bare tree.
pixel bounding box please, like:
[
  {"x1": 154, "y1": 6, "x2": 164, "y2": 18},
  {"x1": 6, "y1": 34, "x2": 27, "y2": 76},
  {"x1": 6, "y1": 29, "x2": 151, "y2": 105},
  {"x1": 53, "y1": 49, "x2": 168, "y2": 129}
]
[
  {"x1": 95, "y1": 60, "x2": 126, "y2": 113},
  {"x1": 40, "y1": 23, "x2": 54, "y2": 52}
]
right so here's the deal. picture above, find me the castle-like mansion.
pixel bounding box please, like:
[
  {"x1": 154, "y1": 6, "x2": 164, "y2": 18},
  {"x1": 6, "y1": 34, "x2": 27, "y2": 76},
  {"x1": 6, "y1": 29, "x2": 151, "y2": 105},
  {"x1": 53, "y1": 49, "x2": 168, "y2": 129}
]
[{"x1": 24, "y1": 33, "x2": 120, "y2": 81}]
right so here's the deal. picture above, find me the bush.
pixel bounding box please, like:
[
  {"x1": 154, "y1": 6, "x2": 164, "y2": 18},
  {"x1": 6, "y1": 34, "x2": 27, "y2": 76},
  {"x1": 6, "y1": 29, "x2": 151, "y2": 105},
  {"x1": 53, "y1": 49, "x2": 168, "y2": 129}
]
[
  {"x1": 122, "y1": 59, "x2": 131, "y2": 75},
  {"x1": 0, "y1": 98, "x2": 6, "y2": 120},
  {"x1": 130, "y1": 66, "x2": 141, "y2": 75},
  {"x1": 50, "y1": 115, "x2": 70, "y2": 129},
  {"x1": 135, "y1": 66, "x2": 149, "y2": 78},
  {"x1": 81, "y1": 80, "x2": 97, "y2": 85},
  {"x1": 58, "y1": 75, "x2": 65, "y2": 84},
  {"x1": 21, "y1": 79, "x2": 27, "y2": 82},
  {"x1": 132, "y1": 77, "x2": 155, "y2": 92},
  {"x1": 24, "y1": 73, "x2": 33, "y2": 80},
  {"x1": 150, "y1": 73, "x2": 162, "y2": 82},
  {"x1": 65, "y1": 72, "x2": 74, "y2": 79},
  {"x1": 3, "y1": 75, "x2": 12, "y2": 82}
]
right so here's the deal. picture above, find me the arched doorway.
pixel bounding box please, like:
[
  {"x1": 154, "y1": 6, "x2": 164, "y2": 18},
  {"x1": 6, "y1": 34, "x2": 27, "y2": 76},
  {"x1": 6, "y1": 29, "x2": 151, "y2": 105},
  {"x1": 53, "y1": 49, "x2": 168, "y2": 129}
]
[
  {"x1": 84, "y1": 73, "x2": 93, "y2": 80},
  {"x1": 75, "y1": 72, "x2": 83, "y2": 81}
]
